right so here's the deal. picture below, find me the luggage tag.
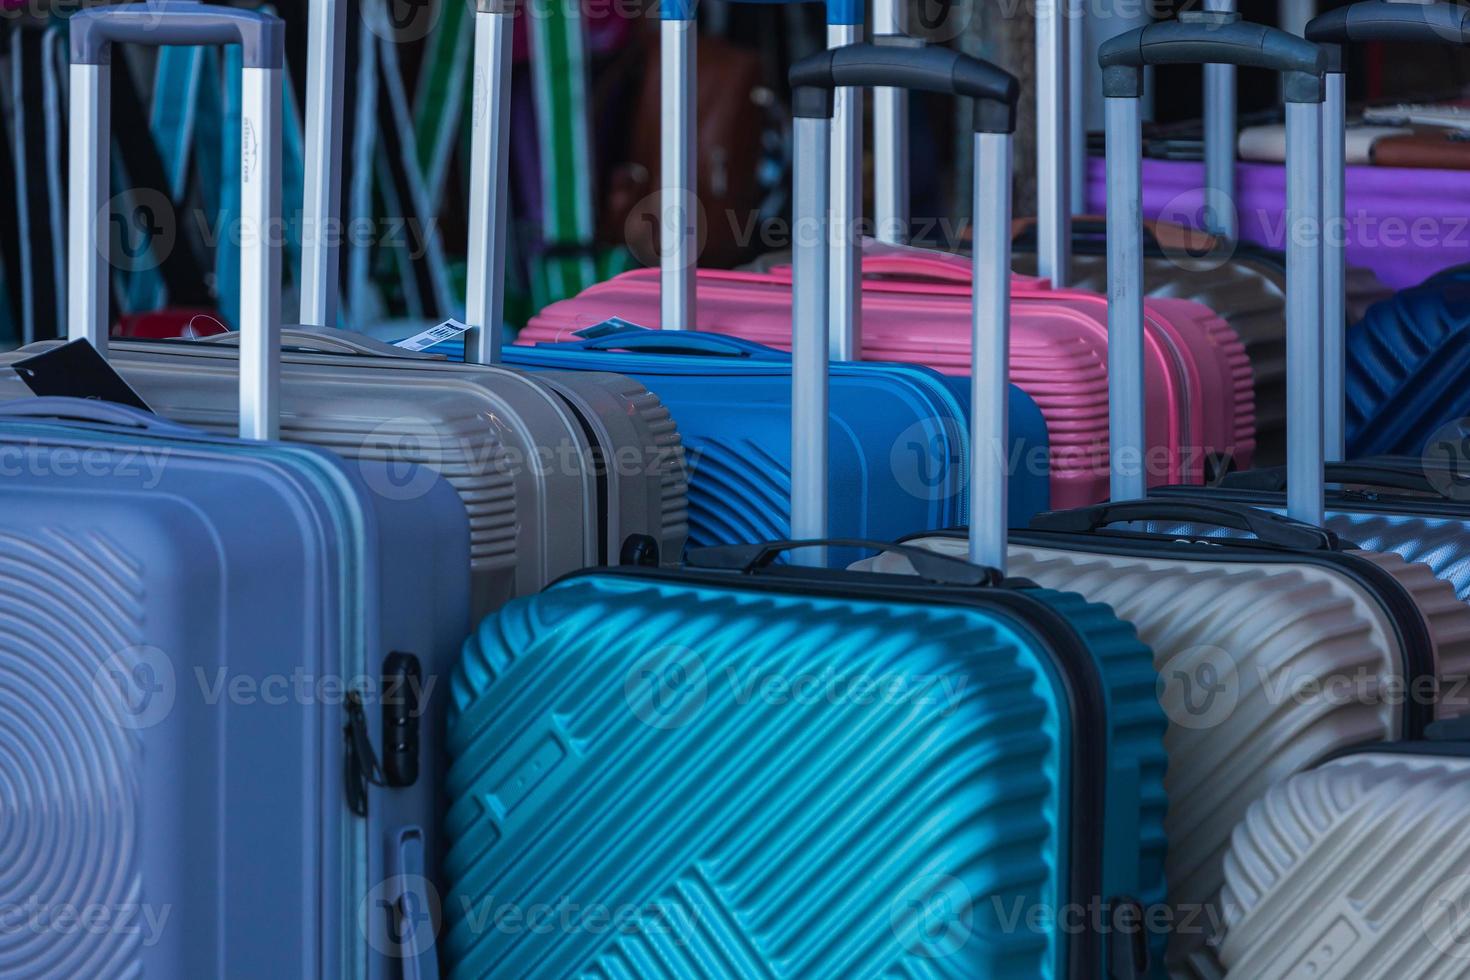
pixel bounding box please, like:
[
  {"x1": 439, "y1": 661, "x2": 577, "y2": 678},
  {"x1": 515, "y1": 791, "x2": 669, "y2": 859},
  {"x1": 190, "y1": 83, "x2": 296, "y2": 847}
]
[
  {"x1": 395, "y1": 318, "x2": 473, "y2": 352},
  {"x1": 13, "y1": 339, "x2": 153, "y2": 412}
]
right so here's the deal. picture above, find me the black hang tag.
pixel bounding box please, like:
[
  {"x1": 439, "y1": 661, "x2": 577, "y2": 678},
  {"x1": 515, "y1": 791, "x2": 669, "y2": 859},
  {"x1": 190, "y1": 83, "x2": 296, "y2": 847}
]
[{"x1": 13, "y1": 339, "x2": 154, "y2": 413}]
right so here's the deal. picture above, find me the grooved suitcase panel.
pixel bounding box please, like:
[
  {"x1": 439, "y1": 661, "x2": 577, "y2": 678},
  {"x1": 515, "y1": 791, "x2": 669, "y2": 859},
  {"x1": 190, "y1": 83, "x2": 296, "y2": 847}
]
[
  {"x1": 1346, "y1": 274, "x2": 1470, "y2": 458},
  {"x1": 1219, "y1": 753, "x2": 1470, "y2": 979},
  {"x1": 866, "y1": 536, "x2": 1415, "y2": 979},
  {"x1": 443, "y1": 574, "x2": 1076, "y2": 980},
  {"x1": 0, "y1": 527, "x2": 148, "y2": 979}
]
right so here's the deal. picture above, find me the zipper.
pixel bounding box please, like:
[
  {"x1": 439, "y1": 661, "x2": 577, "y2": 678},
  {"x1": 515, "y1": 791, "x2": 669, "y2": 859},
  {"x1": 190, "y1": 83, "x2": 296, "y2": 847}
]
[{"x1": 584, "y1": 563, "x2": 1112, "y2": 979}]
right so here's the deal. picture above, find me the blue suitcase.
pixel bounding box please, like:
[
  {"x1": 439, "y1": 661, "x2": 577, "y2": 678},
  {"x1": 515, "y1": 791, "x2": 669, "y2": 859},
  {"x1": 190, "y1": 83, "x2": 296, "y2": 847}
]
[
  {"x1": 0, "y1": 9, "x2": 472, "y2": 975},
  {"x1": 440, "y1": 49, "x2": 1165, "y2": 980},
  {"x1": 431, "y1": 0, "x2": 1048, "y2": 559}
]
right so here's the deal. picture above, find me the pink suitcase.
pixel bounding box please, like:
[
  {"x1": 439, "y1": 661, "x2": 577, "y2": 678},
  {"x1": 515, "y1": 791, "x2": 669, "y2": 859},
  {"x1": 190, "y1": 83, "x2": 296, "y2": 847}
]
[{"x1": 521, "y1": 250, "x2": 1254, "y2": 508}]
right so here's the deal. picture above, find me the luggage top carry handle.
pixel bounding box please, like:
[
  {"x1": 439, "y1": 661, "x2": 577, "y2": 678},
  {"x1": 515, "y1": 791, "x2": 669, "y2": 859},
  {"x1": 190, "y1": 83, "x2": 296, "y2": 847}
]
[
  {"x1": 789, "y1": 43, "x2": 1019, "y2": 570},
  {"x1": 658, "y1": 0, "x2": 865, "y2": 358},
  {"x1": 1032, "y1": 498, "x2": 1342, "y2": 551},
  {"x1": 1223, "y1": 460, "x2": 1442, "y2": 496},
  {"x1": 690, "y1": 538, "x2": 1003, "y2": 585},
  {"x1": 1100, "y1": 19, "x2": 1328, "y2": 525},
  {"x1": 69, "y1": 2, "x2": 285, "y2": 440},
  {"x1": 1305, "y1": 0, "x2": 1470, "y2": 460}
]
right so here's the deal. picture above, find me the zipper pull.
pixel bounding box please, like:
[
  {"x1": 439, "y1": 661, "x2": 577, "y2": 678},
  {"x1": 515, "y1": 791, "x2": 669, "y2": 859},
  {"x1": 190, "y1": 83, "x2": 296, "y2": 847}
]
[{"x1": 344, "y1": 688, "x2": 385, "y2": 817}]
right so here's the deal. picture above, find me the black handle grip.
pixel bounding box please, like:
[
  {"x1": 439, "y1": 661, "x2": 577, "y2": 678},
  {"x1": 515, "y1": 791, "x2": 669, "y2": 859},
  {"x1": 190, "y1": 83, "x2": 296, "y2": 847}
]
[
  {"x1": 1100, "y1": 13, "x2": 1327, "y2": 103},
  {"x1": 687, "y1": 539, "x2": 1003, "y2": 586},
  {"x1": 1307, "y1": 2, "x2": 1470, "y2": 52},
  {"x1": 1220, "y1": 461, "x2": 1440, "y2": 496},
  {"x1": 791, "y1": 43, "x2": 1020, "y2": 134},
  {"x1": 71, "y1": 2, "x2": 284, "y2": 69},
  {"x1": 1030, "y1": 499, "x2": 1340, "y2": 550}
]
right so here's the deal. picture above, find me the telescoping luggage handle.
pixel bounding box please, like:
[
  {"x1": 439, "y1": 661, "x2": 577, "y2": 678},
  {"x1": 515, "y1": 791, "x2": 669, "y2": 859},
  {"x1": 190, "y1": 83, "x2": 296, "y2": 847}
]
[
  {"x1": 1100, "y1": 18, "x2": 1328, "y2": 525},
  {"x1": 658, "y1": 0, "x2": 864, "y2": 354},
  {"x1": 1305, "y1": 1, "x2": 1470, "y2": 460},
  {"x1": 299, "y1": 0, "x2": 347, "y2": 333},
  {"x1": 789, "y1": 43, "x2": 1019, "y2": 570},
  {"x1": 69, "y1": 2, "x2": 285, "y2": 441}
]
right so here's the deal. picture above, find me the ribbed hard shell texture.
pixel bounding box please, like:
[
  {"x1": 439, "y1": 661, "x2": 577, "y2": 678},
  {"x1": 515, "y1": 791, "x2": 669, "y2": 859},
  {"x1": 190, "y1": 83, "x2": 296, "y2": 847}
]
[
  {"x1": 443, "y1": 574, "x2": 1074, "y2": 979},
  {"x1": 1345, "y1": 273, "x2": 1470, "y2": 458},
  {"x1": 613, "y1": 374, "x2": 691, "y2": 552},
  {"x1": 0, "y1": 527, "x2": 147, "y2": 978},
  {"x1": 1219, "y1": 753, "x2": 1470, "y2": 978},
  {"x1": 1023, "y1": 252, "x2": 1274, "y2": 466},
  {"x1": 864, "y1": 536, "x2": 1426, "y2": 978}
]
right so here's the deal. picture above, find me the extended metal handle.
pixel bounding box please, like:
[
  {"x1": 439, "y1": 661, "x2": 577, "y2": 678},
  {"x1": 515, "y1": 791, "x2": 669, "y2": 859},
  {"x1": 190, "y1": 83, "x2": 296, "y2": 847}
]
[
  {"x1": 1307, "y1": 2, "x2": 1470, "y2": 48},
  {"x1": 1101, "y1": 17, "x2": 1327, "y2": 523},
  {"x1": 68, "y1": 3, "x2": 283, "y2": 440},
  {"x1": 464, "y1": 0, "x2": 515, "y2": 364},
  {"x1": 791, "y1": 43, "x2": 1020, "y2": 133},
  {"x1": 789, "y1": 43, "x2": 1018, "y2": 569},
  {"x1": 70, "y1": 1, "x2": 285, "y2": 68},
  {"x1": 1099, "y1": 14, "x2": 1328, "y2": 103}
]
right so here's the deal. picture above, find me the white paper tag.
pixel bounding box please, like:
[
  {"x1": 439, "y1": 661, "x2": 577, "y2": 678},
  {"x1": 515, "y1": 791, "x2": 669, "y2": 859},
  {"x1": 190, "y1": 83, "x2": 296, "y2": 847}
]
[{"x1": 395, "y1": 319, "x2": 471, "y2": 352}]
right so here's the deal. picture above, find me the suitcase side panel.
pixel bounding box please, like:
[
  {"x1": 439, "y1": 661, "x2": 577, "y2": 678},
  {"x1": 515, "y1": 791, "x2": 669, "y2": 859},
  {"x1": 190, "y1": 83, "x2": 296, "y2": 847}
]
[
  {"x1": 1218, "y1": 753, "x2": 1470, "y2": 979},
  {"x1": 443, "y1": 574, "x2": 1074, "y2": 979}
]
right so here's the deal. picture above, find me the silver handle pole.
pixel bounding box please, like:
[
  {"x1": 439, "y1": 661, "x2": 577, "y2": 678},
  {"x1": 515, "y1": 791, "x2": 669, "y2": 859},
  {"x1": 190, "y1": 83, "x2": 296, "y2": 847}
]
[
  {"x1": 1105, "y1": 94, "x2": 1147, "y2": 501},
  {"x1": 660, "y1": 16, "x2": 697, "y2": 330},
  {"x1": 1286, "y1": 98, "x2": 1325, "y2": 524},
  {"x1": 238, "y1": 65, "x2": 283, "y2": 441},
  {"x1": 1323, "y1": 71, "x2": 1346, "y2": 461},
  {"x1": 1037, "y1": 0, "x2": 1072, "y2": 287},
  {"x1": 827, "y1": 23, "x2": 863, "y2": 361},
  {"x1": 872, "y1": 0, "x2": 908, "y2": 244},
  {"x1": 1067, "y1": 0, "x2": 1086, "y2": 215},
  {"x1": 1202, "y1": 0, "x2": 1239, "y2": 240},
  {"x1": 971, "y1": 130, "x2": 1014, "y2": 571},
  {"x1": 465, "y1": 1, "x2": 514, "y2": 364},
  {"x1": 68, "y1": 62, "x2": 111, "y2": 355},
  {"x1": 791, "y1": 114, "x2": 832, "y2": 557},
  {"x1": 298, "y1": 0, "x2": 346, "y2": 329}
]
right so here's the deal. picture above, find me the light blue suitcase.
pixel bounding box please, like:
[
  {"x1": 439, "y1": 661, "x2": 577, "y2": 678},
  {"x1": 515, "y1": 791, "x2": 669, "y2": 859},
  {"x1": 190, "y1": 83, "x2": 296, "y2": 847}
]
[
  {"x1": 441, "y1": 47, "x2": 1166, "y2": 979},
  {"x1": 0, "y1": 7, "x2": 472, "y2": 976}
]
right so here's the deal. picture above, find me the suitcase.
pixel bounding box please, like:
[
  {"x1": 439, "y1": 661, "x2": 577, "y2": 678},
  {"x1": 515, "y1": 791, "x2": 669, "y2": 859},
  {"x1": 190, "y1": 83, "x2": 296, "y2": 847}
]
[
  {"x1": 518, "y1": 8, "x2": 1252, "y2": 509},
  {"x1": 12, "y1": 0, "x2": 689, "y2": 617},
  {"x1": 1215, "y1": 717, "x2": 1470, "y2": 978},
  {"x1": 441, "y1": 49, "x2": 1168, "y2": 980},
  {"x1": 0, "y1": 9, "x2": 471, "y2": 977},
  {"x1": 457, "y1": 0, "x2": 1021, "y2": 547},
  {"x1": 860, "y1": 19, "x2": 1470, "y2": 978}
]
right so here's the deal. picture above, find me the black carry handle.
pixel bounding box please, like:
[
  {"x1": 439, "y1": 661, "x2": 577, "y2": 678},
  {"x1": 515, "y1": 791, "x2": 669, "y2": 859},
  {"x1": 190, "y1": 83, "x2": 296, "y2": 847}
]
[
  {"x1": 1221, "y1": 461, "x2": 1440, "y2": 496},
  {"x1": 790, "y1": 43, "x2": 1021, "y2": 134},
  {"x1": 1100, "y1": 12, "x2": 1327, "y2": 103},
  {"x1": 71, "y1": 1, "x2": 285, "y2": 68},
  {"x1": 688, "y1": 539, "x2": 1003, "y2": 586},
  {"x1": 1307, "y1": 1, "x2": 1470, "y2": 66},
  {"x1": 1031, "y1": 499, "x2": 1341, "y2": 551}
]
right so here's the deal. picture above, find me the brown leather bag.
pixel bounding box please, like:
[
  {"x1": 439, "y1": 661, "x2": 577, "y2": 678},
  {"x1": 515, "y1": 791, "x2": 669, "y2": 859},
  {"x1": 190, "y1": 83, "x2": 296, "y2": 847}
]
[
  {"x1": 601, "y1": 35, "x2": 773, "y2": 269},
  {"x1": 1372, "y1": 130, "x2": 1470, "y2": 170}
]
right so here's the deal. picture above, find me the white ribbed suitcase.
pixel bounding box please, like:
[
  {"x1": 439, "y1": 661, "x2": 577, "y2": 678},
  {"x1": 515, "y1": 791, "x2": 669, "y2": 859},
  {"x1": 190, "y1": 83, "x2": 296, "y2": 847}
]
[{"x1": 1217, "y1": 720, "x2": 1470, "y2": 979}]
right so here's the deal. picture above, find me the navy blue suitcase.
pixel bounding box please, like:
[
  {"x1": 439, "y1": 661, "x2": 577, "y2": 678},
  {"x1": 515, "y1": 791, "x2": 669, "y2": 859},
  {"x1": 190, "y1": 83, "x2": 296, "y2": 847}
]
[{"x1": 440, "y1": 48, "x2": 1167, "y2": 980}]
